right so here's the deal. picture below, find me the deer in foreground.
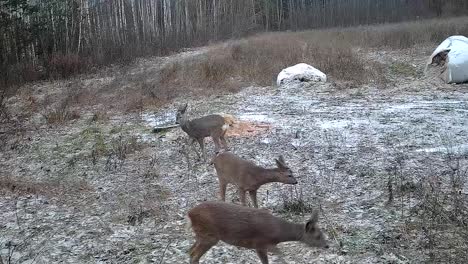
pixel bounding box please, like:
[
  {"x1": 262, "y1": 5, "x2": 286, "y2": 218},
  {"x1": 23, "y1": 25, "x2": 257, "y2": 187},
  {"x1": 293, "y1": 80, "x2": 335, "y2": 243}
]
[
  {"x1": 187, "y1": 201, "x2": 328, "y2": 264},
  {"x1": 213, "y1": 151, "x2": 297, "y2": 208},
  {"x1": 175, "y1": 103, "x2": 235, "y2": 161}
]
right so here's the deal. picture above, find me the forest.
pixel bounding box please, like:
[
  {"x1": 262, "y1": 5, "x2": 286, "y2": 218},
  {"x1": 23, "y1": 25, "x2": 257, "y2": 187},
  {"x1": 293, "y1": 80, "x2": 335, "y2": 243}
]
[{"x1": 1, "y1": 0, "x2": 468, "y2": 91}]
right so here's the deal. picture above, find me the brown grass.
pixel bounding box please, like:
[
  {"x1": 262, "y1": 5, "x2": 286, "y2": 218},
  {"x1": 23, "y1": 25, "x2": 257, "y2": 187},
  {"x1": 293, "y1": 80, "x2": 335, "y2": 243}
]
[
  {"x1": 0, "y1": 175, "x2": 92, "y2": 198},
  {"x1": 43, "y1": 100, "x2": 80, "y2": 125},
  {"x1": 158, "y1": 16, "x2": 468, "y2": 94}
]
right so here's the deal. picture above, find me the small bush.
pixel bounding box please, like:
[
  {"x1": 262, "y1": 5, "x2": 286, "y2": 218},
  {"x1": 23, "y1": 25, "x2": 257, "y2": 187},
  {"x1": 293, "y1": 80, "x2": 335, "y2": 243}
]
[
  {"x1": 281, "y1": 199, "x2": 313, "y2": 214},
  {"x1": 48, "y1": 54, "x2": 89, "y2": 79},
  {"x1": 43, "y1": 101, "x2": 80, "y2": 125}
]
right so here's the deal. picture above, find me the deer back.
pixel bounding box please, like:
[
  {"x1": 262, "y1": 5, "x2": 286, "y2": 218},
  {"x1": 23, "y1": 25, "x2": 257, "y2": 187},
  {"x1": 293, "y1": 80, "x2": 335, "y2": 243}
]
[
  {"x1": 213, "y1": 152, "x2": 297, "y2": 190},
  {"x1": 213, "y1": 152, "x2": 261, "y2": 188},
  {"x1": 188, "y1": 201, "x2": 328, "y2": 249}
]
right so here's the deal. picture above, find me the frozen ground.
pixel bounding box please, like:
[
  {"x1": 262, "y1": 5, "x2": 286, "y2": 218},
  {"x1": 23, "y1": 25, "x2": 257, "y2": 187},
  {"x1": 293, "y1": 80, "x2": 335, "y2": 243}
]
[{"x1": 1, "y1": 47, "x2": 468, "y2": 264}]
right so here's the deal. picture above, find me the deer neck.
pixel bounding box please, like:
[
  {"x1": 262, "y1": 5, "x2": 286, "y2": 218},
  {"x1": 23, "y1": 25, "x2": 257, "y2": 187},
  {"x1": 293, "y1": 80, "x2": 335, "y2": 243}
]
[
  {"x1": 256, "y1": 168, "x2": 281, "y2": 186},
  {"x1": 277, "y1": 220, "x2": 304, "y2": 243},
  {"x1": 179, "y1": 116, "x2": 191, "y2": 131}
]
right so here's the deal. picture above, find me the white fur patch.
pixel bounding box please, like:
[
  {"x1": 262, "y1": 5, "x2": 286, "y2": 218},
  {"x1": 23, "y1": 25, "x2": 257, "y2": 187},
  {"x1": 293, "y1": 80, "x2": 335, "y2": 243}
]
[
  {"x1": 222, "y1": 123, "x2": 229, "y2": 131},
  {"x1": 185, "y1": 216, "x2": 193, "y2": 233}
]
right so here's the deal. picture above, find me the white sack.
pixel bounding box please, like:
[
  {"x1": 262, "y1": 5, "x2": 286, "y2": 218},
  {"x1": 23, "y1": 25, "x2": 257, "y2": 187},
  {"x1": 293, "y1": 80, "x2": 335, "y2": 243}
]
[
  {"x1": 277, "y1": 63, "x2": 327, "y2": 86},
  {"x1": 427, "y1": 35, "x2": 468, "y2": 84}
]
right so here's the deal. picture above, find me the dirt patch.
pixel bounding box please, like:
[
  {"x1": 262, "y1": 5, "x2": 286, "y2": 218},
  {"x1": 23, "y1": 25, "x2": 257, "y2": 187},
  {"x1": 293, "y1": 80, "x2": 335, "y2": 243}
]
[{"x1": 227, "y1": 121, "x2": 271, "y2": 137}]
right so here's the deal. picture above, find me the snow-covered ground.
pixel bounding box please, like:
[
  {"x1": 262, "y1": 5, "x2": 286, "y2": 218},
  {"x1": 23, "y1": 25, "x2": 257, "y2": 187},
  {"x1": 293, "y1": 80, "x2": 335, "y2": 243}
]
[{"x1": 1, "y1": 47, "x2": 468, "y2": 264}]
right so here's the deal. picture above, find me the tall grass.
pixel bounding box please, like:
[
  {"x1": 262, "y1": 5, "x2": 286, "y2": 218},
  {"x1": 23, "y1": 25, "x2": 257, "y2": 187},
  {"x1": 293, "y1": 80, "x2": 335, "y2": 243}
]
[{"x1": 158, "y1": 16, "x2": 468, "y2": 93}]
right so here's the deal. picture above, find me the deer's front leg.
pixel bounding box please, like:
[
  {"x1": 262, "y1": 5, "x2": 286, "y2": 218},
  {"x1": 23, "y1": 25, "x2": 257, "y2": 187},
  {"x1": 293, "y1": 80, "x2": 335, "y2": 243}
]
[
  {"x1": 239, "y1": 189, "x2": 247, "y2": 206},
  {"x1": 249, "y1": 190, "x2": 259, "y2": 208}
]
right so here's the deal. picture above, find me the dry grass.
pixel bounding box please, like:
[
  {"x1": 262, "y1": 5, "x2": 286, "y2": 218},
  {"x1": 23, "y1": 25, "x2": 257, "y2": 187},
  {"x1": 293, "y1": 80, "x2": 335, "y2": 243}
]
[
  {"x1": 0, "y1": 175, "x2": 92, "y2": 198},
  {"x1": 158, "y1": 16, "x2": 468, "y2": 93},
  {"x1": 345, "y1": 16, "x2": 468, "y2": 49},
  {"x1": 5, "y1": 16, "x2": 468, "y2": 117},
  {"x1": 42, "y1": 100, "x2": 80, "y2": 125},
  {"x1": 160, "y1": 35, "x2": 384, "y2": 91}
]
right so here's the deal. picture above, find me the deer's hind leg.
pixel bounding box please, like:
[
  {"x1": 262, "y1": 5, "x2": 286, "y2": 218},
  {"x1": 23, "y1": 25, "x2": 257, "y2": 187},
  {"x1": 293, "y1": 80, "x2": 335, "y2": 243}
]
[
  {"x1": 196, "y1": 138, "x2": 206, "y2": 161},
  {"x1": 211, "y1": 134, "x2": 222, "y2": 154},
  {"x1": 256, "y1": 249, "x2": 269, "y2": 264},
  {"x1": 189, "y1": 237, "x2": 218, "y2": 264},
  {"x1": 189, "y1": 137, "x2": 201, "y2": 159},
  {"x1": 219, "y1": 180, "x2": 227, "y2": 202},
  {"x1": 220, "y1": 134, "x2": 229, "y2": 150}
]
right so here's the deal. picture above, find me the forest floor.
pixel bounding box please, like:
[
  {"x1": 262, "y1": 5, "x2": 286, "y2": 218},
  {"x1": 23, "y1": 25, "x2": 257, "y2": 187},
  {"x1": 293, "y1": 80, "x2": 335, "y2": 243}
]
[{"x1": 1, "y1": 39, "x2": 468, "y2": 264}]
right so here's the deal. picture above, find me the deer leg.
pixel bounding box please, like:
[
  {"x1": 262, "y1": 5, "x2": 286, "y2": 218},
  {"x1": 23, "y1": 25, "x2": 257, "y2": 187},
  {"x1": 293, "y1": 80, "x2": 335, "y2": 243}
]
[
  {"x1": 190, "y1": 138, "x2": 201, "y2": 159},
  {"x1": 220, "y1": 135, "x2": 229, "y2": 150},
  {"x1": 197, "y1": 138, "x2": 206, "y2": 161},
  {"x1": 190, "y1": 238, "x2": 218, "y2": 264},
  {"x1": 212, "y1": 136, "x2": 221, "y2": 153},
  {"x1": 256, "y1": 249, "x2": 269, "y2": 264},
  {"x1": 219, "y1": 181, "x2": 227, "y2": 202},
  {"x1": 249, "y1": 190, "x2": 259, "y2": 208},
  {"x1": 239, "y1": 189, "x2": 247, "y2": 206}
]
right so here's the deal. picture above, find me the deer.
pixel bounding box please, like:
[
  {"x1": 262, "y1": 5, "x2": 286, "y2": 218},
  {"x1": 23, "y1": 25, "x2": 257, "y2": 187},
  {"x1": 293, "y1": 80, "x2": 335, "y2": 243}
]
[
  {"x1": 175, "y1": 103, "x2": 235, "y2": 161},
  {"x1": 212, "y1": 151, "x2": 297, "y2": 208},
  {"x1": 187, "y1": 201, "x2": 329, "y2": 264}
]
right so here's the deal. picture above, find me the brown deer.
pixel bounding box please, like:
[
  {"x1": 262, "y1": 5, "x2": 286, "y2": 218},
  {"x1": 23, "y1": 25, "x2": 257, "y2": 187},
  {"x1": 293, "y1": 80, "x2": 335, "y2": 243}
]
[
  {"x1": 187, "y1": 201, "x2": 328, "y2": 264},
  {"x1": 176, "y1": 103, "x2": 234, "y2": 161},
  {"x1": 213, "y1": 151, "x2": 297, "y2": 208}
]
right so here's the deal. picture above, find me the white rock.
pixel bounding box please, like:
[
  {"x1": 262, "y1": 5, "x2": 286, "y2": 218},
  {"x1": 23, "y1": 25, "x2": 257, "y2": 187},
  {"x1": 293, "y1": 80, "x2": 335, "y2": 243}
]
[
  {"x1": 277, "y1": 63, "x2": 327, "y2": 86},
  {"x1": 426, "y1": 35, "x2": 468, "y2": 84}
]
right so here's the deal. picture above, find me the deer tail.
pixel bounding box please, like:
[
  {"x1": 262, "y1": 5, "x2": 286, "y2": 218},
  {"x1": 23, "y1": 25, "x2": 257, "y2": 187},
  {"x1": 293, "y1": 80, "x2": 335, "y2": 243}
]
[{"x1": 219, "y1": 113, "x2": 236, "y2": 128}]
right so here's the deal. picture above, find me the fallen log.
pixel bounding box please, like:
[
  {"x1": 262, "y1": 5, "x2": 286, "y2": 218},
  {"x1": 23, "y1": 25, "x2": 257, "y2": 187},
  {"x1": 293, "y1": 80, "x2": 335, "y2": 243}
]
[{"x1": 152, "y1": 124, "x2": 179, "y2": 133}]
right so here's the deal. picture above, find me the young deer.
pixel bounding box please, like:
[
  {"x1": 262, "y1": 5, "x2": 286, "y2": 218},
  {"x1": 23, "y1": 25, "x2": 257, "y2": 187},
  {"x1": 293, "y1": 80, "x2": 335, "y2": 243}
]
[
  {"x1": 213, "y1": 151, "x2": 297, "y2": 208},
  {"x1": 187, "y1": 201, "x2": 328, "y2": 264},
  {"x1": 175, "y1": 103, "x2": 233, "y2": 161}
]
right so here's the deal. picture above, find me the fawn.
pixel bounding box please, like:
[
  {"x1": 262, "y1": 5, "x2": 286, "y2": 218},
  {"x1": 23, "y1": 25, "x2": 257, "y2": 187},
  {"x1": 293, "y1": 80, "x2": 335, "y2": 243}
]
[
  {"x1": 175, "y1": 103, "x2": 234, "y2": 161},
  {"x1": 187, "y1": 201, "x2": 328, "y2": 264},
  {"x1": 213, "y1": 151, "x2": 297, "y2": 208}
]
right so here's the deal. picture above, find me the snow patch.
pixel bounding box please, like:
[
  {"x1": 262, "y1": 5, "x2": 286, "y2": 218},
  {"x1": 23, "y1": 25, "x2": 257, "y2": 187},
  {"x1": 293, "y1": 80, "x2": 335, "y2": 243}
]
[
  {"x1": 415, "y1": 144, "x2": 468, "y2": 154},
  {"x1": 237, "y1": 113, "x2": 275, "y2": 123},
  {"x1": 141, "y1": 111, "x2": 175, "y2": 127}
]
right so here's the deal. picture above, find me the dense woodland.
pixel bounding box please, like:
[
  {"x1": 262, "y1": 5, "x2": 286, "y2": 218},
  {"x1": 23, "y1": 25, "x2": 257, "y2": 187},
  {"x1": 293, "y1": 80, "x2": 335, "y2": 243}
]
[{"x1": 1, "y1": 0, "x2": 468, "y2": 90}]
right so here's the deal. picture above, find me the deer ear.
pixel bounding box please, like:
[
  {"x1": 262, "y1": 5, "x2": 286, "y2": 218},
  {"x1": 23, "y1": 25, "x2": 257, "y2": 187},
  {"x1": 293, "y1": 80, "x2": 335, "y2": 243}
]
[
  {"x1": 275, "y1": 158, "x2": 284, "y2": 168},
  {"x1": 275, "y1": 155, "x2": 286, "y2": 168},
  {"x1": 278, "y1": 155, "x2": 285, "y2": 164},
  {"x1": 179, "y1": 103, "x2": 188, "y2": 113},
  {"x1": 305, "y1": 220, "x2": 315, "y2": 233},
  {"x1": 305, "y1": 210, "x2": 319, "y2": 232}
]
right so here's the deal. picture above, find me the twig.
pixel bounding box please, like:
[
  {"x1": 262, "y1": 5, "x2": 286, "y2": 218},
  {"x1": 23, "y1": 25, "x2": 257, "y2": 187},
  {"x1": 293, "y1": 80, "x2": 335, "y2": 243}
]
[{"x1": 158, "y1": 239, "x2": 173, "y2": 264}]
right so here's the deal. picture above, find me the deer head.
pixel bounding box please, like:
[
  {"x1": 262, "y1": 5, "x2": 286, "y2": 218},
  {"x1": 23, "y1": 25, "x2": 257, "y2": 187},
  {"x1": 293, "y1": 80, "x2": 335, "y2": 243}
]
[
  {"x1": 175, "y1": 103, "x2": 188, "y2": 124},
  {"x1": 274, "y1": 155, "x2": 297, "y2": 185},
  {"x1": 301, "y1": 210, "x2": 329, "y2": 248}
]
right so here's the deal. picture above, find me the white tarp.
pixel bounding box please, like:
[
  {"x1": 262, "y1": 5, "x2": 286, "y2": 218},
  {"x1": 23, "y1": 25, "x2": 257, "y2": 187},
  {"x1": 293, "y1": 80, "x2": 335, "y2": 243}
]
[
  {"x1": 277, "y1": 63, "x2": 327, "y2": 86},
  {"x1": 427, "y1": 35, "x2": 468, "y2": 84}
]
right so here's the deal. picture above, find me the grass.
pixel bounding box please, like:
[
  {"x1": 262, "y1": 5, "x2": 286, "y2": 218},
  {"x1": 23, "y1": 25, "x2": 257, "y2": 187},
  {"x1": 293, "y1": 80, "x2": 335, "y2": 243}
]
[
  {"x1": 389, "y1": 62, "x2": 420, "y2": 78},
  {"x1": 0, "y1": 175, "x2": 91, "y2": 198},
  {"x1": 4, "y1": 16, "x2": 467, "y2": 118},
  {"x1": 157, "y1": 16, "x2": 468, "y2": 95}
]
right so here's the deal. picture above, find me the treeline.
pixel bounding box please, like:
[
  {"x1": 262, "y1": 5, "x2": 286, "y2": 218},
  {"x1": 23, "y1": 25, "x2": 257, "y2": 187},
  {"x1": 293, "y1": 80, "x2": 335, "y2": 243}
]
[{"x1": 1, "y1": 0, "x2": 467, "y2": 90}]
